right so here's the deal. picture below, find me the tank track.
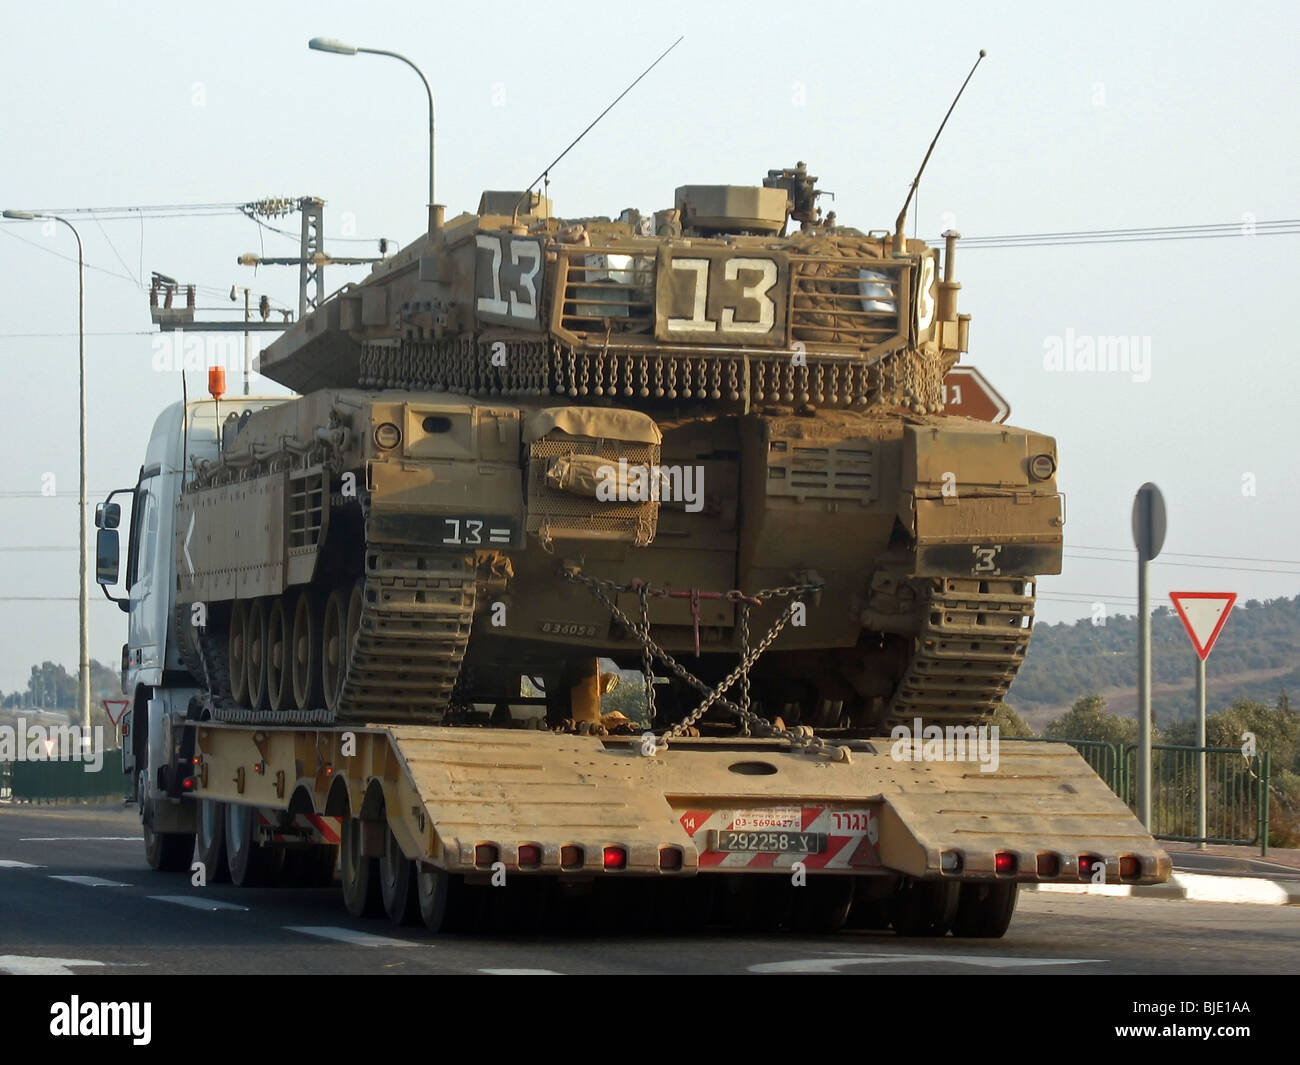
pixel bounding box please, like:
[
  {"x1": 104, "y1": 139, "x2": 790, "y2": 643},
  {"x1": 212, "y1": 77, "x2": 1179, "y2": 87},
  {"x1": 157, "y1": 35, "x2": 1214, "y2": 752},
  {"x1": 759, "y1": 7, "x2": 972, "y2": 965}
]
[
  {"x1": 335, "y1": 543, "x2": 477, "y2": 726},
  {"x1": 883, "y1": 576, "x2": 1034, "y2": 728},
  {"x1": 174, "y1": 602, "x2": 233, "y2": 701}
]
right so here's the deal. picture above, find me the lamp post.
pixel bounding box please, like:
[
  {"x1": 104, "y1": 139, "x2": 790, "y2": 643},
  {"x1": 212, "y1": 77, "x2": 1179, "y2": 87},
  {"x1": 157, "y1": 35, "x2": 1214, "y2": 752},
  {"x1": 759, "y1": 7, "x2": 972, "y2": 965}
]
[
  {"x1": 308, "y1": 37, "x2": 439, "y2": 232},
  {"x1": 4, "y1": 209, "x2": 90, "y2": 735}
]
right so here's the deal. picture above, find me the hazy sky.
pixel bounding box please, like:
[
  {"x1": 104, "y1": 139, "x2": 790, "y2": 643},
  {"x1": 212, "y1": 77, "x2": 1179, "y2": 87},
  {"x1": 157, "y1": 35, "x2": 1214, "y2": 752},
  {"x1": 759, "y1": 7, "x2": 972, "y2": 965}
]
[{"x1": 1, "y1": 0, "x2": 1296, "y2": 691}]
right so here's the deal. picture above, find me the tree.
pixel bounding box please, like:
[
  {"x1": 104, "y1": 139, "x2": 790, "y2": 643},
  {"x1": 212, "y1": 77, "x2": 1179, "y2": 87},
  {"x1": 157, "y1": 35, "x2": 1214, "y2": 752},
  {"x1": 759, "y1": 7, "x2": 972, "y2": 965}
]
[
  {"x1": 991, "y1": 702, "x2": 1035, "y2": 737},
  {"x1": 1045, "y1": 694, "x2": 1142, "y2": 745}
]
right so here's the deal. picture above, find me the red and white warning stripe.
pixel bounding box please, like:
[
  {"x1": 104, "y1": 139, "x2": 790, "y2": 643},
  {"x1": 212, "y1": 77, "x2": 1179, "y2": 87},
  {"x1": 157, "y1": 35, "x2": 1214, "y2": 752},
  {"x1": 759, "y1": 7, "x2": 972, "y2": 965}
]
[
  {"x1": 677, "y1": 805, "x2": 880, "y2": 870},
  {"x1": 256, "y1": 812, "x2": 342, "y2": 845}
]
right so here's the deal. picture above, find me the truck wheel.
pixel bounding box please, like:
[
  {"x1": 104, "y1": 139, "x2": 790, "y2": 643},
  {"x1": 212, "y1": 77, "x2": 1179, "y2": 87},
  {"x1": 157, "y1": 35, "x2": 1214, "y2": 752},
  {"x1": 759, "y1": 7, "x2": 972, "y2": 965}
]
[
  {"x1": 226, "y1": 803, "x2": 283, "y2": 887},
  {"x1": 142, "y1": 780, "x2": 195, "y2": 873},
  {"x1": 889, "y1": 878, "x2": 959, "y2": 937},
  {"x1": 321, "y1": 588, "x2": 350, "y2": 712},
  {"x1": 291, "y1": 589, "x2": 324, "y2": 711},
  {"x1": 416, "y1": 863, "x2": 452, "y2": 932},
  {"x1": 379, "y1": 824, "x2": 418, "y2": 925},
  {"x1": 790, "y1": 876, "x2": 855, "y2": 933},
  {"x1": 266, "y1": 597, "x2": 292, "y2": 712},
  {"x1": 952, "y1": 882, "x2": 1018, "y2": 939},
  {"x1": 844, "y1": 875, "x2": 898, "y2": 930},
  {"x1": 340, "y1": 815, "x2": 383, "y2": 917},
  {"x1": 228, "y1": 600, "x2": 249, "y2": 706},
  {"x1": 195, "y1": 799, "x2": 230, "y2": 882},
  {"x1": 246, "y1": 599, "x2": 270, "y2": 711}
]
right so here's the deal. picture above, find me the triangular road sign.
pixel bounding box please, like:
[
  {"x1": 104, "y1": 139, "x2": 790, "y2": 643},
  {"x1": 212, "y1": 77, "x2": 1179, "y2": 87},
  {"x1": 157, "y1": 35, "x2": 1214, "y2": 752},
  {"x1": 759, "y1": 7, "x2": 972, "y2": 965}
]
[
  {"x1": 1169, "y1": 592, "x2": 1236, "y2": 661},
  {"x1": 101, "y1": 699, "x2": 130, "y2": 726}
]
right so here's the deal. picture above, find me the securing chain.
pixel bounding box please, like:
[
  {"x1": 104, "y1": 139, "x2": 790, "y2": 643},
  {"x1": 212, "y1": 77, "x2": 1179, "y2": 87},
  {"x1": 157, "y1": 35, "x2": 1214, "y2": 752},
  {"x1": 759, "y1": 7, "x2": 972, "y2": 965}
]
[{"x1": 561, "y1": 568, "x2": 840, "y2": 756}]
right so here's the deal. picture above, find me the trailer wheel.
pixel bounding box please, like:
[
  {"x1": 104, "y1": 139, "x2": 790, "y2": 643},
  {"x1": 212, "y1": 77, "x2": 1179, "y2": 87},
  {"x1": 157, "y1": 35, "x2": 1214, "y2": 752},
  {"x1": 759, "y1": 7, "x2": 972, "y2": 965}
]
[
  {"x1": 340, "y1": 814, "x2": 383, "y2": 917},
  {"x1": 416, "y1": 863, "x2": 453, "y2": 932},
  {"x1": 225, "y1": 803, "x2": 284, "y2": 887},
  {"x1": 195, "y1": 799, "x2": 230, "y2": 883},
  {"x1": 889, "y1": 878, "x2": 959, "y2": 937},
  {"x1": 379, "y1": 824, "x2": 418, "y2": 925},
  {"x1": 952, "y1": 881, "x2": 1018, "y2": 939},
  {"x1": 790, "y1": 876, "x2": 855, "y2": 933},
  {"x1": 844, "y1": 876, "x2": 898, "y2": 930}
]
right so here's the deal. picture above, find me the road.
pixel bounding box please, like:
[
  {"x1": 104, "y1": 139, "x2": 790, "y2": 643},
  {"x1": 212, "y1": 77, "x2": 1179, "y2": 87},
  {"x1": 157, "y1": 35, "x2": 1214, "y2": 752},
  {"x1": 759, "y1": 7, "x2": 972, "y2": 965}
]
[{"x1": 1, "y1": 804, "x2": 1296, "y2": 976}]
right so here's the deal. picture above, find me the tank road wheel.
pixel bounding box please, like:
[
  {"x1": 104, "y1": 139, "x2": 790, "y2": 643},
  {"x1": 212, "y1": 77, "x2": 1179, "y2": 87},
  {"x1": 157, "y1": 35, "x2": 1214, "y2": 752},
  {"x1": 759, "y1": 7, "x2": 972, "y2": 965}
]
[
  {"x1": 246, "y1": 598, "x2": 270, "y2": 712},
  {"x1": 790, "y1": 876, "x2": 855, "y2": 934},
  {"x1": 225, "y1": 803, "x2": 284, "y2": 887},
  {"x1": 889, "y1": 878, "x2": 960, "y2": 937},
  {"x1": 228, "y1": 600, "x2": 249, "y2": 706},
  {"x1": 266, "y1": 596, "x2": 292, "y2": 712},
  {"x1": 340, "y1": 813, "x2": 383, "y2": 918},
  {"x1": 291, "y1": 588, "x2": 324, "y2": 711},
  {"x1": 379, "y1": 823, "x2": 419, "y2": 926},
  {"x1": 321, "y1": 588, "x2": 350, "y2": 713},
  {"x1": 952, "y1": 882, "x2": 1019, "y2": 939},
  {"x1": 195, "y1": 799, "x2": 230, "y2": 883}
]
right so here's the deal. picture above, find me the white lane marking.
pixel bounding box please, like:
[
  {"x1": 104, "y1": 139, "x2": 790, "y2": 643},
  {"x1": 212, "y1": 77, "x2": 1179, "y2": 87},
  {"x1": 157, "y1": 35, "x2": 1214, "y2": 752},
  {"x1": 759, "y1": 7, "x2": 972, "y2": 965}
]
[
  {"x1": 0, "y1": 954, "x2": 106, "y2": 975},
  {"x1": 149, "y1": 895, "x2": 249, "y2": 912},
  {"x1": 0, "y1": 859, "x2": 43, "y2": 868},
  {"x1": 284, "y1": 926, "x2": 419, "y2": 947},
  {"x1": 49, "y1": 875, "x2": 130, "y2": 887},
  {"x1": 749, "y1": 952, "x2": 1103, "y2": 973},
  {"x1": 20, "y1": 837, "x2": 138, "y2": 842},
  {"x1": 479, "y1": 968, "x2": 563, "y2": 975}
]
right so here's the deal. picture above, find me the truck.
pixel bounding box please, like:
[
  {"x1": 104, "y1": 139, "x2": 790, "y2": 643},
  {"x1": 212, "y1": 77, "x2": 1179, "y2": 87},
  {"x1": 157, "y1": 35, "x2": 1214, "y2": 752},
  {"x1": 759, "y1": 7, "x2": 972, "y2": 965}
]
[{"x1": 94, "y1": 162, "x2": 1170, "y2": 937}]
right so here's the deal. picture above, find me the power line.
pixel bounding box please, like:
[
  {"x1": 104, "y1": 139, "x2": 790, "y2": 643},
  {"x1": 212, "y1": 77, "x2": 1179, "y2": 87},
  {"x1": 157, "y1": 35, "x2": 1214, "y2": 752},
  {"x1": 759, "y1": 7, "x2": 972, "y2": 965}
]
[
  {"x1": 1069, "y1": 544, "x2": 1300, "y2": 566},
  {"x1": 929, "y1": 219, "x2": 1299, "y2": 250},
  {"x1": 1066, "y1": 552, "x2": 1300, "y2": 576}
]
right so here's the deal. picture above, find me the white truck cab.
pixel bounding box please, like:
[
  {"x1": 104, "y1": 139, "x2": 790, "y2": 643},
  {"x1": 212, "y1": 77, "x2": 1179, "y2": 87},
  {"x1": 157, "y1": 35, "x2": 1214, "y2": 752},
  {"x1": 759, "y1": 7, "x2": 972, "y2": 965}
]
[{"x1": 96, "y1": 396, "x2": 289, "y2": 866}]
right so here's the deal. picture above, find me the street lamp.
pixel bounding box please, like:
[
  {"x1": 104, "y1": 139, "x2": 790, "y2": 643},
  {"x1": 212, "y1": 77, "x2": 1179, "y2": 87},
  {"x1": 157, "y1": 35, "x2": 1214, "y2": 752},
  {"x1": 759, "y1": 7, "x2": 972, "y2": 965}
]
[
  {"x1": 3, "y1": 209, "x2": 90, "y2": 735},
  {"x1": 308, "y1": 37, "x2": 440, "y2": 232}
]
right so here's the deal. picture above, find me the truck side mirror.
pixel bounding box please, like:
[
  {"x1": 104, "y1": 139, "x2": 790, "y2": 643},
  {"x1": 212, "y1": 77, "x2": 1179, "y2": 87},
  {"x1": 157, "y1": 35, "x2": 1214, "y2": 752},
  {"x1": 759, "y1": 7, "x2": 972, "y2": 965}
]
[
  {"x1": 96, "y1": 528, "x2": 120, "y2": 584},
  {"x1": 95, "y1": 501, "x2": 121, "y2": 529}
]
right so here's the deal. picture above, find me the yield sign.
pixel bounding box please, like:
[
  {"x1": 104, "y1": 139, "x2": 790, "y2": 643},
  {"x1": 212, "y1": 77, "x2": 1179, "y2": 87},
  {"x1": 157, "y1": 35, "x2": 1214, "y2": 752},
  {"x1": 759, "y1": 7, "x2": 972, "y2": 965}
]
[
  {"x1": 942, "y1": 366, "x2": 1010, "y2": 423},
  {"x1": 1169, "y1": 592, "x2": 1236, "y2": 661},
  {"x1": 101, "y1": 698, "x2": 130, "y2": 726}
]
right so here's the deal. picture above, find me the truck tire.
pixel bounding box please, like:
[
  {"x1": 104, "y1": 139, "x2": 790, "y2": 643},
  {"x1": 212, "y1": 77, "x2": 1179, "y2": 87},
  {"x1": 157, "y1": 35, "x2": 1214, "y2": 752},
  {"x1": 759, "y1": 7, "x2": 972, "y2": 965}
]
[
  {"x1": 416, "y1": 863, "x2": 452, "y2": 932},
  {"x1": 952, "y1": 881, "x2": 1018, "y2": 939},
  {"x1": 226, "y1": 803, "x2": 284, "y2": 887},
  {"x1": 379, "y1": 824, "x2": 418, "y2": 925},
  {"x1": 889, "y1": 878, "x2": 959, "y2": 937},
  {"x1": 141, "y1": 772, "x2": 194, "y2": 873},
  {"x1": 195, "y1": 799, "x2": 230, "y2": 882},
  {"x1": 340, "y1": 815, "x2": 383, "y2": 917}
]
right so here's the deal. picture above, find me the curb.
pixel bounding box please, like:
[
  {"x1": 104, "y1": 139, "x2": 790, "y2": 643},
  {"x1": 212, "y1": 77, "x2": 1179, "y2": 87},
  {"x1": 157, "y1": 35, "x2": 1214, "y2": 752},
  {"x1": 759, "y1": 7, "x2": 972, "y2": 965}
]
[{"x1": 1026, "y1": 871, "x2": 1300, "y2": 906}]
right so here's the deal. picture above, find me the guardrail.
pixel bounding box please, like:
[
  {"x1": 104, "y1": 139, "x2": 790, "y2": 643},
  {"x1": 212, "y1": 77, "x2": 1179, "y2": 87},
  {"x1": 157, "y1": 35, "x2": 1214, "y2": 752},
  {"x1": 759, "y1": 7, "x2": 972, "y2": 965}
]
[
  {"x1": 1002, "y1": 736, "x2": 1272, "y2": 855},
  {"x1": 0, "y1": 758, "x2": 129, "y2": 804},
  {"x1": 1121, "y1": 743, "x2": 1270, "y2": 855}
]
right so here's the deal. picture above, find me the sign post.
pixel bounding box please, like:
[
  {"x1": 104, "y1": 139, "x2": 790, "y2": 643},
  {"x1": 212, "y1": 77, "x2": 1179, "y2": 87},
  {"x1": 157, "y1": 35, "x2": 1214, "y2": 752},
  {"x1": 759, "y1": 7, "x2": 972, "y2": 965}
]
[
  {"x1": 1131, "y1": 483, "x2": 1166, "y2": 829},
  {"x1": 1169, "y1": 592, "x2": 1237, "y2": 848}
]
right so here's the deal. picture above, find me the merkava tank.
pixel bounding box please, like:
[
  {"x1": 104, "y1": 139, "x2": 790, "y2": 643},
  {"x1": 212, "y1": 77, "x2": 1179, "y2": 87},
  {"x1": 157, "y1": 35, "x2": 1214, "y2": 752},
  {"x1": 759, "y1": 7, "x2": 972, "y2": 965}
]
[{"x1": 174, "y1": 163, "x2": 1063, "y2": 738}]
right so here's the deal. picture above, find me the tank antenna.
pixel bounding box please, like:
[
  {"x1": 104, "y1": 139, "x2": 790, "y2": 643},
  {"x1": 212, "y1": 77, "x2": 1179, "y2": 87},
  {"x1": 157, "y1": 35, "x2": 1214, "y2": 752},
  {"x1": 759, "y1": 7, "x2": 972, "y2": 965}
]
[
  {"x1": 893, "y1": 49, "x2": 986, "y2": 254},
  {"x1": 512, "y1": 36, "x2": 685, "y2": 223}
]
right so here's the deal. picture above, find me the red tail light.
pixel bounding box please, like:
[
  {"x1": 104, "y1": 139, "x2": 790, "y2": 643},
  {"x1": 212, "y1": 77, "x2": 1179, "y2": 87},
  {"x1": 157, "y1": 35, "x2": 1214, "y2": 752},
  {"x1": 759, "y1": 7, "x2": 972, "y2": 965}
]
[
  {"x1": 603, "y1": 846, "x2": 627, "y2": 870},
  {"x1": 518, "y1": 844, "x2": 542, "y2": 867},
  {"x1": 994, "y1": 851, "x2": 1017, "y2": 875}
]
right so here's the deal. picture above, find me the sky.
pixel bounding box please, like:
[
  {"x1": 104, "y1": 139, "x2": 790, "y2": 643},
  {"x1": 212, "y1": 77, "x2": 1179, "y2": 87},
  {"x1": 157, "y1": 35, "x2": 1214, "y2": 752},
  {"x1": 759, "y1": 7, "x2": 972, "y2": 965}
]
[{"x1": 0, "y1": 0, "x2": 1297, "y2": 692}]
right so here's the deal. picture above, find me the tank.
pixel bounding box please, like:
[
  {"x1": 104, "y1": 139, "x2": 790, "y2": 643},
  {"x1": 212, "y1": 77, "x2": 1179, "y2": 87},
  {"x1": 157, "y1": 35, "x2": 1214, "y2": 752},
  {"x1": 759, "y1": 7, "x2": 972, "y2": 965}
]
[{"x1": 173, "y1": 162, "x2": 1063, "y2": 738}]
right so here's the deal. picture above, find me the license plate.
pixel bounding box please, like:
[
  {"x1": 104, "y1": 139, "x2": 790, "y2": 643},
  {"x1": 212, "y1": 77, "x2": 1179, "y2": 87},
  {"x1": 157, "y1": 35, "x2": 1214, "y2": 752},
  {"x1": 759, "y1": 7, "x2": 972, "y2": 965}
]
[{"x1": 708, "y1": 830, "x2": 827, "y2": 854}]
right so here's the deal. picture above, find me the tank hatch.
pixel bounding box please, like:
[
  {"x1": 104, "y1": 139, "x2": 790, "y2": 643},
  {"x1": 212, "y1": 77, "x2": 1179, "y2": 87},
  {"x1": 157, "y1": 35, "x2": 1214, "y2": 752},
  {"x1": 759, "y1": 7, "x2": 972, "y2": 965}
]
[{"x1": 674, "y1": 185, "x2": 789, "y2": 236}]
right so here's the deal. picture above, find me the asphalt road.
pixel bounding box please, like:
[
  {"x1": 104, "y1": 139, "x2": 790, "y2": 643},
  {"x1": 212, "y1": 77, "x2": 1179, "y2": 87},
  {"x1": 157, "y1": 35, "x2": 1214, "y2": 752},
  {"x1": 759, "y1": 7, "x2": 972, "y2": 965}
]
[{"x1": 1, "y1": 804, "x2": 1296, "y2": 976}]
